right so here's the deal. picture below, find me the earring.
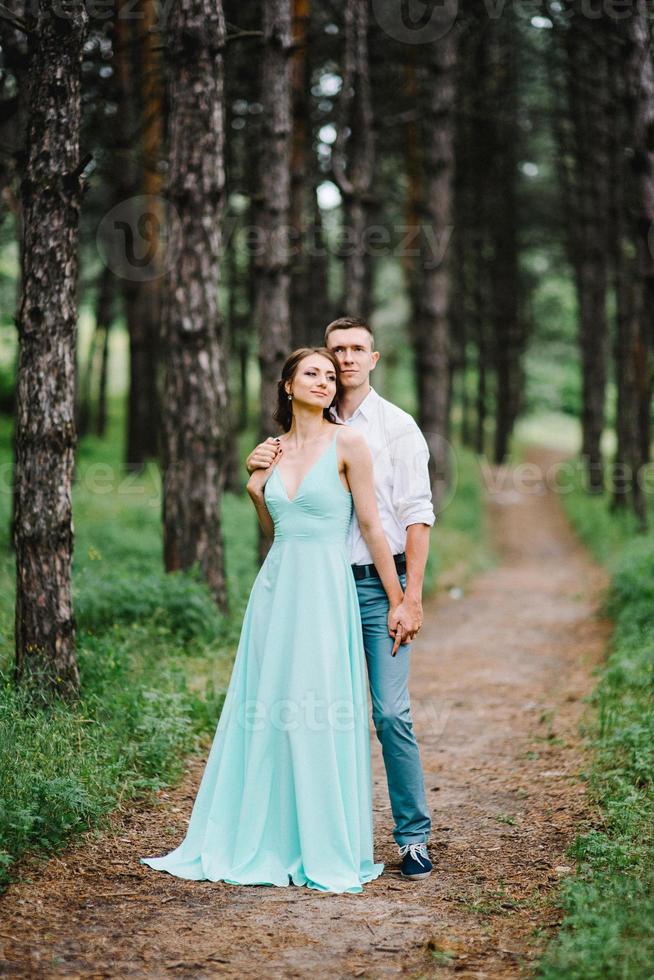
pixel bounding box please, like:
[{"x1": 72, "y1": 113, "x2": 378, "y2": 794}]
[{"x1": 288, "y1": 393, "x2": 292, "y2": 401}]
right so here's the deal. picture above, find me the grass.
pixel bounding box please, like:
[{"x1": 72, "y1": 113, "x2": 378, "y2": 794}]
[
  {"x1": 534, "y1": 470, "x2": 654, "y2": 979},
  {"x1": 0, "y1": 404, "x2": 256, "y2": 891},
  {"x1": 0, "y1": 395, "x2": 489, "y2": 893},
  {"x1": 424, "y1": 443, "x2": 495, "y2": 594}
]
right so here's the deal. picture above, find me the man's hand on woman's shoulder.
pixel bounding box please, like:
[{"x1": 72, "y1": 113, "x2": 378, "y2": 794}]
[{"x1": 246, "y1": 437, "x2": 282, "y2": 474}]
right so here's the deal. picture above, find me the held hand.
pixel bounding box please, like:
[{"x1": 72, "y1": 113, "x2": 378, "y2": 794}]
[
  {"x1": 246, "y1": 437, "x2": 283, "y2": 475},
  {"x1": 387, "y1": 604, "x2": 409, "y2": 657},
  {"x1": 392, "y1": 595, "x2": 423, "y2": 643}
]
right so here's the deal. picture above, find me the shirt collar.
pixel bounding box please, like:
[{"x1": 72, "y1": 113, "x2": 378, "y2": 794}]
[{"x1": 332, "y1": 386, "x2": 379, "y2": 423}]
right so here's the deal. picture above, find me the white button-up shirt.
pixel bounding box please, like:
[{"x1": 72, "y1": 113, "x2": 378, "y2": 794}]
[{"x1": 331, "y1": 387, "x2": 436, "y2": 565}]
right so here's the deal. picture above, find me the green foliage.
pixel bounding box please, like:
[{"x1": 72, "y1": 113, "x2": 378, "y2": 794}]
[
  {"x1": 0, "y1": 403, "x2": 255, "y2": 892},
  {"x1": 425, "y1": 444, "x2": 495, "y2": 593},
  {"x1": 537, "y1": 489, "x2": 654, "y2": 979},
  {"x1": 562, "y1": 483, "x2": 642, "y2": 565},
  {"x1": 522, "y1": 266, "x2": 582, "y2": 419},
  {"x1": 74, "y1": 566, "x2": 224, "y2": 644},
  {"x1": 0, "y1": 640, "x2": 223, "y2": 887}
]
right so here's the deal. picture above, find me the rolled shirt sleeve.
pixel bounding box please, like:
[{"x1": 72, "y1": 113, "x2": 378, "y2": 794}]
[
  {"x1": 335, "y1": 387, "x2": 436, "y2": 565},
  {"x1": 390, "y1": 422, "x2": 436, "y2": 529}
]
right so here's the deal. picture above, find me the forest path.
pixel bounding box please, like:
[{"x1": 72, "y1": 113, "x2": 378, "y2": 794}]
[{"x1": 0, "y1": 448, "x2": 612, "y2": 980}]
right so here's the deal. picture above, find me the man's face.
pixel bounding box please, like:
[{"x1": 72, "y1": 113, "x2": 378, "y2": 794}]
[{"x1": 325, "y1": 328, "x2": 380, "y2": 391}]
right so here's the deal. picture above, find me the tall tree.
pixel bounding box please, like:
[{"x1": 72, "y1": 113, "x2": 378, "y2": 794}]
[
  {"x1": 333, "y1": 0, "x2": 375, "y2": 319},
  {"x1": 123, "y1": 0, "x2": 164, "y2": 471},
  {"x1": 94, "y1": 267, "x2": 115, "y2": 439},
  {"x1": 558, "y1": 7, "x2": 610, "y2": 492},
  {"x1": 617, "y1": 2, "x2": 654, "y2": 528},
  {"x1": 14, "y1": 0, "x2": 89, "y2": 701},
  {"x1": 109, "y1": 0, "x2": 156, "y2": 470},
  {"x1": 489, "y1": 10, "x2": 524, "y2": 463},
  {"x1": 412, "y1": 7, "x2": 457, "y2": 508},
  {"x1": 607, "y1": 28, "x2": 641, "y2": 519},
  {"x1": 161, "y1": 0, "x2": 230, "y2": 609},
  {"x1": 451, "y1": 2, "x2": 492, "y2": 454},
  {"x1": 254, "y1": 0, "x2": 293, "y2": 442},
  {"x1": 289, "y1": 0, "x2": 312, "y2": 348},
  {"x1": 288, "y1": 0, "x2": 333, "y2": 347},
  {"x1": 469, "y1": 16, "x2": 491, "y2": 457}
]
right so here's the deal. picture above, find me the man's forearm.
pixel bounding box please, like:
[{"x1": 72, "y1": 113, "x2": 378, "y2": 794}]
[{"x1": 404, "y1": 523, "x2": 431, "y2": 600}]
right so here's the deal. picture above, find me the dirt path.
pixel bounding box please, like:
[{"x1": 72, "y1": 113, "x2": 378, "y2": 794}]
[{"x1": 0, "y1": 448, "x2": 612, "y2": 979}]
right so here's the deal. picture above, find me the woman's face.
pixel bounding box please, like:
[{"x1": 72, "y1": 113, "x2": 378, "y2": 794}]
[{"x1": 287, "y1": 354, "x2": 338, "y2": 410}]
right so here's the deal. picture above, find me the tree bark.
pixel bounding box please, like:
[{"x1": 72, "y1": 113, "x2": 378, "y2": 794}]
[
  {"x1": 111, "y1": 0, "x2": 160, "y2": 472},
  {"x1": 412, "y1": 6, "x2": 457, "y2": 510},
  {"x1": 563, "y1": 8, "x2": 610, "y2": 492},
  {"x1": 470, "y1": 19, "x2": 491, "y2": 458},
  {"x1": 95, "y1": 267, "x2": 115, "y2": 439},
  {"x1": 120, "y1": 0, "x2": 164, "y2": 472},
  {"x1": 128, "y1": 0, "x2": 164, "y2": 470},
  {"x1": 255, "y1": 0, "x2": 293, "y2": 442},
  {"x1": 289, "y1": 0, "x2": 312, "y2": 349},
  {"x1": 161, "y1": 0, "x2": 230, "y2": 610},
  {"x1": 14, "y1": 0, "x2": 88, "y2": 702},
  {"x1": 620, "y1": 2, "x2": 654, "y2": 528},
  {"x1": 333, "y1": 0, "x2": 375, "y2": 319},
  {"x1": 489, "y1": 13, "x2": 523, "y2": 464}
]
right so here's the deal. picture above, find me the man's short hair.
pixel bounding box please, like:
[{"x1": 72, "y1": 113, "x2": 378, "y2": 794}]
[{"x1": 324, "y1": 316, "x2": 375, "y2": 349}]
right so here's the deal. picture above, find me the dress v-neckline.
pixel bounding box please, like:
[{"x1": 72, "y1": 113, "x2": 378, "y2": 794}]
[{"x1": 274, "y1": 431, "x2": 337, "y2": 503}]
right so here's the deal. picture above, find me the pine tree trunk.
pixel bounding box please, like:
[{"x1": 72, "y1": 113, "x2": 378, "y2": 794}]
[
  {"x1": 402, "y1": 58, "x2": 428, "y2": 427},
  {"x1": 621, "y1": 1, "x2": 654, "y2": 528},
  {"x1": 14, "y1": 0, "x2": 88, "y2": 702},
  {"x1": 629, "y1": 7, "x2": 654, "y2": 473},
  {"x1": 307, "y1": 186, "x2": 333, "y2": 345},
  {"x1": 224, "y1": 214, "x2": 243, "y2": 494},
  {"x1": 608, "y1": 49, "x2": 632, "y2": 511},
  {"x1": 297, "y1": 17, "x2": 332, "y2": 348},
  {"x1": 2, "y1": 0, "x2": 28, "y2": 555},
  {"x1": 471, "y1": 29, "x2": 490, "y2": 459},
  {"x1": 112, "y1": 0, "x2": 160, "y2": 472},
  {"x1": 95, "y1": 266, "x2": 115, "y2": 438},
  {"x1": 564, "y1": 10, "x2": 610, "y2": 492},
  {"x1": 130, "y1": 0, "x2": 165, "y2": 466},
  {"x1": 255, "y1": 0, "x2": 293, "y2": 443},
  {"x1": 161, "y1": 0, "x2": 229, "y2": 610},
  {"x1": 333, "y1": 0, "x2": 375, "y2": 319},
  {"x1": 413, "y1": 7, "x2": 457, "y2": 509},
  {"x1": 489, "y1": 13, "x2": 523, "y2": 464},
  {"x1": 290, "y1": 0, "x2": 312, "y2": 349},
  {"x1": 401, "y1": 54, "x2": 423, "y2": 392}
]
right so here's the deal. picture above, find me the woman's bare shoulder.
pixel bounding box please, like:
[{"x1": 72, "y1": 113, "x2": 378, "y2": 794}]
[{"x1": 335, "y1": 425, "x2": 370, "y2": 458}]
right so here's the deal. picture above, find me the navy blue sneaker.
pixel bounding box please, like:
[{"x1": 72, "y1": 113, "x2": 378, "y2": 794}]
[{"x1": 399, "y1": 842, "x2": 432, "y2": 880}]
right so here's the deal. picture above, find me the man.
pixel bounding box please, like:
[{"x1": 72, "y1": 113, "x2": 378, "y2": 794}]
[{"x1": 246, "y1": 316, "x2": 434, "y2": 880}]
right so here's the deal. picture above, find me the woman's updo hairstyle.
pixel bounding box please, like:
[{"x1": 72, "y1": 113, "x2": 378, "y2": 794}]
[{"x1": 273, "y1": 348, "x2": 342, "y2": 433}]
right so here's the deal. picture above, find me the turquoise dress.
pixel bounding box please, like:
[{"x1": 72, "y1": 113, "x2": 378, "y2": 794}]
[{"x1": 140, "y1": 428, "x2": 384, "y2": 893}]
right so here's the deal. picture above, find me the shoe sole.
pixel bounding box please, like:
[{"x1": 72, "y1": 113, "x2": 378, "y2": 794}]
[{"x1": 400, "y1": 869, "x2": 432, "y2": 880}]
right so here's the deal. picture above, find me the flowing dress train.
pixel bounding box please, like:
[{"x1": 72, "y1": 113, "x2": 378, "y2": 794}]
[{"x1": 140, "y1": 428, "x2": 384, "y2": 893}]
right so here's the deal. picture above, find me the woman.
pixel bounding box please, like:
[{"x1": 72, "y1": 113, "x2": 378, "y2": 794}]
[{"x1": 140, "y1": 348, "x2": 405, "y2": 893}]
